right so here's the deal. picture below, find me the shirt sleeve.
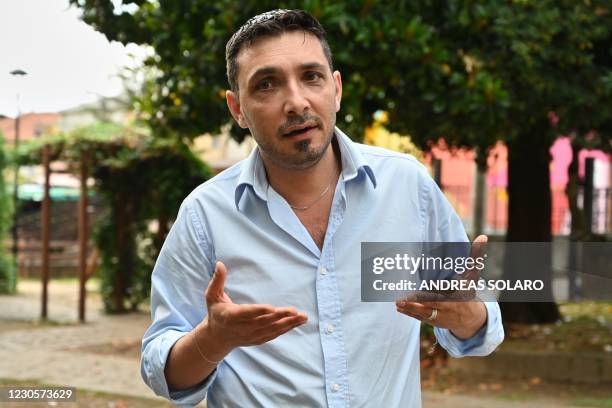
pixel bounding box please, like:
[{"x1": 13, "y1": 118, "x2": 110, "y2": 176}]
[
  {"x1": 420, "y1": 171, "x2": 504, "y2": 357},
  {"x1": 433, "y1": 301, "x2": 504, "y2": 357},
  {"x1": 140, "y1": 197, "x2": 217, "y2": 406}
]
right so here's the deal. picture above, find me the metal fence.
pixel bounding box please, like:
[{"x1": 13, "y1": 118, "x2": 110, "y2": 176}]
[{"x1": 591, "y1": 187, "x2": 611, "y2": 234}]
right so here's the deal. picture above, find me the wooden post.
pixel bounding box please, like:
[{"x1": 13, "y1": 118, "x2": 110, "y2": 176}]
[
  {"x1": 432, "y1": 158, "x2": 442, "y2": 188},
  {"x1": 41, "y1": 144, "x2": 51, "y2": 320},
  {"x1": 473, "y1": 152, "x2": 487, "y2": 237},
  {"x1": 584, "y1": 158, "x2": 595, "y2": 234},
  {"x1": 78, "y1": 151, "x2": 88, "y2": 323},
  {"x1": 12, "y1": 114, "x2": 20, "y2": 262}
]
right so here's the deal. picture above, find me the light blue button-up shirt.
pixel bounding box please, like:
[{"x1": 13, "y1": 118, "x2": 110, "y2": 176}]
[{"x1": 141, "y1": 128, "x2": 504, "y2": 407}]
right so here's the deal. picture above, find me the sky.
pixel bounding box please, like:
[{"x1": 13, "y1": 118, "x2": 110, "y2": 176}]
[{"x1": 0, "y1": 0, "x2": 147, "y2": 118}]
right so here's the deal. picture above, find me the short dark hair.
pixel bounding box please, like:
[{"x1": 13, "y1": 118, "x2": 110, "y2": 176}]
[{"x1": 225, "y1": 9, "x2": 333, "y2": 92}]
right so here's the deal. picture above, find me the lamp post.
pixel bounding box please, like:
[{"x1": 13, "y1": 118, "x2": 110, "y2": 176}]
[{"x1": 9, "y1": 69, "x2": 27, "y2": 265}]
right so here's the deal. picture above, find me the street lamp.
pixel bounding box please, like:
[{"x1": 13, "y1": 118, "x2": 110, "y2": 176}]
[{"x1": 9, "y1": 69, "x2": 27, "y2": 264}]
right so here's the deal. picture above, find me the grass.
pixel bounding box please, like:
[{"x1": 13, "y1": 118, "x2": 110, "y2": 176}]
[
  {"x1": 572, "y1": 399, "x2": 612, "y2": 408},
  {"x1": 502, "y1": 301, "x2": 612, "y2": 353},
  {"x1": 561, "y1": 301, "x2": 612, "y2": 320},
  {"x1": 498, "y1": 393, "x2": 531, "y2": 402},
  {"x1": 0, "y1": 318, "x2": 76, "y2": 335}
]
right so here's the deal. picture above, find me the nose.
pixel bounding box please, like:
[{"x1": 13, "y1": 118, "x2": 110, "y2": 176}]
[{"x1": 283, "y1": 79, "x2": 310, "y2": 116}]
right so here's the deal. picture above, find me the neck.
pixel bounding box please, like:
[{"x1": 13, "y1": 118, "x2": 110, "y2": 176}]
[{"x1": 263, "y1": 139, "x2": 341, "y2": 207}]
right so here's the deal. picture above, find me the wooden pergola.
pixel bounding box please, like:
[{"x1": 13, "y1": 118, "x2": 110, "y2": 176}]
[{"x1": 39, "y1": 145, "x2": 89, "y2": 322}]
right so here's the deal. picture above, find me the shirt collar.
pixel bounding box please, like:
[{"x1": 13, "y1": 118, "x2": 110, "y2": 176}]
[
  {"x1": 334, "y1": 127, "x2": 377, "y2": 188},
  {"x1": 235, "y1": 126, "x2": 377, "y2": 211}
]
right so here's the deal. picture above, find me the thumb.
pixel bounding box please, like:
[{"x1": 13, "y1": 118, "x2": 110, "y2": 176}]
[
  {"x1": 470, "y1": 234, "x2": 488, "y2": 261},
  {"x1": 466, "y1": 234, "x2": 488, "y2": 281},
  {"x1": 205, "y1": 261, "x2": 227, "y2": 302}
]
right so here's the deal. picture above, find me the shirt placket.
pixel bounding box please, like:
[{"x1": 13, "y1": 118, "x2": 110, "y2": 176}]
[{"x1": 316, "y1": 184, "x2": 350, "y2": 408}]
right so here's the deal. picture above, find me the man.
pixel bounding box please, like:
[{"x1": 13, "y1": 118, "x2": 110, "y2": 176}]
[{"x1": 141, "y1": 9, "x2": 504, "y2": 407}]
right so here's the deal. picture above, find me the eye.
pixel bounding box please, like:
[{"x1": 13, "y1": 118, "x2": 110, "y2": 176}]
[
  {"x1": 304, "y1": 71, "x2": 323, "y2": 82},
  {"x1": 255, "y1": 78, "x2": 274, "y2": 91}
]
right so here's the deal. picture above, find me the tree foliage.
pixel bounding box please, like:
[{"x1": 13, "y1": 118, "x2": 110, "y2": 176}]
[
  {"x1": 18, "y1": 124, "x2": 212, "y2": 312},
  {"x1": 70, "y1": 0, "x2": 612, "y2": 146}
]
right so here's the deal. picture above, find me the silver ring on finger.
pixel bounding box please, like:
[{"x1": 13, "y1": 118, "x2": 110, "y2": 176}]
[{"x1": 427, "y1": 308, "x2": 438, "y2": 321}]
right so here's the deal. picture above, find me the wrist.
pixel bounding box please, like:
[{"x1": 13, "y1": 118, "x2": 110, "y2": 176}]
[
  {"x1": 450, "y1": 302, "x2": 487, "y2": 340},
  {"x1": 195, "y1": 318, "x2": 234, "y2": 361}
]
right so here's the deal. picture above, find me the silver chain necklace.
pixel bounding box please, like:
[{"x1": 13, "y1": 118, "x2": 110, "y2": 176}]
[{"x1": 289, "y1": 182, "x2": 332, "y2": 211}]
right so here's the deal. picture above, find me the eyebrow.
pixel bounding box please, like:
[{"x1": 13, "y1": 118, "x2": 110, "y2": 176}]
[
  {"x1": 247, "y1": 62, "x2": 328, "y2": 86},
  {"x1": 299, "y1": 62, "x2": 327, "y2": 72}
]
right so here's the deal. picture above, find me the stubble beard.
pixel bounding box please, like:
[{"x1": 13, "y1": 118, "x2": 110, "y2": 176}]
[
  {"x1": 260, "y1": 129, "x2": 334, "y2": 171},
  {"x1": 259, "y1": 111, "x2": 336, "y2": 171}
]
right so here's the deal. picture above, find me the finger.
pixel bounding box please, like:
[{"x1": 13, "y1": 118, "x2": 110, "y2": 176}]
[
  {"x1": 251, "y1": 314, "x2": 308, "y2": 338},
  {"x1": 420, "y1": 300, "x2": 469, "y2": 312},
  {"x1": 466, "y1": 235, "x2": 488, "y2": 281},
  {"x1": 205, "y1": 261, "x2": 228, "y2": 302},
  {"x1": 395, "y1": 300, "x2": 427, "y2": 312},
  {"x1": 232, "y1": 303, "x2": 277, "y2": 320},
  {"x1": 420, "y1": 301, "x2": 443, "y2": 310},
  {"x1": 263, "y1": 319, "x2": 306, "y2": 342},
  {"x1": 250, "y1": 307, "x2": 299, "y2": 326},
  {"x1": 395, "y1": 301, "x2": 432, "y2": 320},
  {"x1": 396, "y1": 307, "x2": 422, "y2": 321},
  {"x1": 421, "y1": 287, "x2": 476, "y2": 301},
  {"x1": 402, "y1": 290, "x2": 448, "y2": 303},
  {"x1": 471, "y1": 234, "x2": 488, "y2": 258},
  {"x1": 255, "y1": 320, "x2": 306, "y2": 344}
]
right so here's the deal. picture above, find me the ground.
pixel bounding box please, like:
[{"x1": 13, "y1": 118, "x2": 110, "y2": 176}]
[{"x1": 0, "y1": 279, "x2": 610, "y2": 407}]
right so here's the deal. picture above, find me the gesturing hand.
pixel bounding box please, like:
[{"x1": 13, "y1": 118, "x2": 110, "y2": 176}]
[
  {"x1": 204, "y1": 261, "x2": 308, "y2": 349},
  {"x1": 395, "y1": 235, "x2": 488, "y2": 339}
]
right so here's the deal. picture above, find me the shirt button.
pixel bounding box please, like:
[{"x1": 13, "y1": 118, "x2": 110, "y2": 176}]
[
  {"x1": 326, "y1": 324, "x2": 335, "y2": 334},
  {"x1": 331, "y1": 383, "x2": 341, "y2": 392},
  {"x1": 320, "y1": 267, "x2": 327, "y2": 275}
]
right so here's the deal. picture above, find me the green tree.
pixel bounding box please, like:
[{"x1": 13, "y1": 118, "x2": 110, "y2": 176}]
[
  {"x1": 70, "y1": 0, "x2": 612, "y2": 322},
  {"x1": 0, "y1": 130, "x2": 15, "y2": 294}
]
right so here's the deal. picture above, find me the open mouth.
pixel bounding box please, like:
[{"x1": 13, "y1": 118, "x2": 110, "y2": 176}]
[{"x1": 284, "y1": 125, "x2": 318, "y2": 137}]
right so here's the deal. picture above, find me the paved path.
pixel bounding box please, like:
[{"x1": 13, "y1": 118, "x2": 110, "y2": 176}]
[
  {"x1": 0, "y1": 280, "x2": 591, "y2": 407},
  {"x1": 0, "y1": 280, "x2": 166, "y2": 402}
]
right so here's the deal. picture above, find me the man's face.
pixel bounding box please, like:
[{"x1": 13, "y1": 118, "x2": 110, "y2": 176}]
[{"x1": 226, "y1": 31, "x2": 342, "y2": 170}]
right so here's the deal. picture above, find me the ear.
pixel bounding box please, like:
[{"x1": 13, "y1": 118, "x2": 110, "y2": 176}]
[
  {"x1": 226, "y1": 90, "x2": 248, "y2": 128},
  {"x1": 332, "y1": 71, "x2": 342, "y2": 112}
]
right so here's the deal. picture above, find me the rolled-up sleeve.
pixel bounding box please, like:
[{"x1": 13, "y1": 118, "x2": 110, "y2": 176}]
[
  {"x1": 434, "y1": 301, "x2": 504, "y2": 357},
  {"x1": 140, "y1": 197, "x2": 216, "y2": 406}
]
